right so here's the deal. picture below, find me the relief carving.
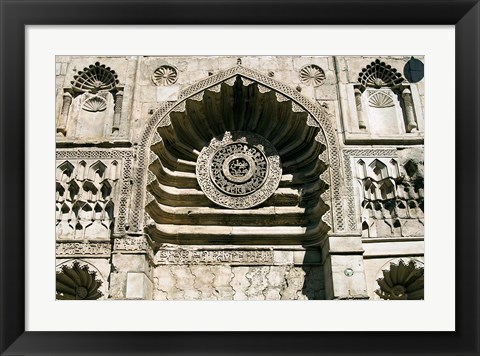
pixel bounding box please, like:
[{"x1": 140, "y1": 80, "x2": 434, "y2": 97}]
[
  {"x1": 349, "y1": 153, "x2": 424, "y2": 237},
  {"x1": 56, "y1": 242, "x2": 111, "y2": 256},
  {"x1": 58, "y1": 62, "x2": 123, "y2": 137},
  {"x1": 196, "y1": 131, "x2": 282, "y2": 209},
  {"x1": 299, "y1": 64, "x2": 326, "y2": 87},
  {"x1": 155, "y1": 248, "x2": 274, "y2": 265},
  {"x1": 56, "y1": 158, "x2": 120, "y2": 239}
]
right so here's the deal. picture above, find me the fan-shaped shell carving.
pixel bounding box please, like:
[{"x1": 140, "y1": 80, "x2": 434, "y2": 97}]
[
  {"x1": 56, "y1": 261, "x2": 103, "y2": 300},
  {"x1": 368, "y1": 91, "x2": 395, "y2": 108},
  {"x1": 82, "y1": 95, "x2": 107, "y2": 112},
  {"x1": 152, "y1": 65, "x2": 178, "y2": 86},
  {"x1": 375, "y1": 259, "x2": 424, "y2": 300},
  {"x1": 71, "y1": 62, "x2": 119, "y2": 94},
  {"x1": 358, "y1": 59, "x2": 404, "y2": 88},
  {"x1": 299, "y1": 65, "x2": 326, "y2": 86}
]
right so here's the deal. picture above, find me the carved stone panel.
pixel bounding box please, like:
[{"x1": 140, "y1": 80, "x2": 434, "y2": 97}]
[
  {"x1": 196, "y1": 131, "x2": 282, "y2": 209},
  {"x1": 56, "y1": 150, "x2": 133, "y2": 236},
  {"x1": 344, "y1": 149, "x2": 424, "y2": 237}
]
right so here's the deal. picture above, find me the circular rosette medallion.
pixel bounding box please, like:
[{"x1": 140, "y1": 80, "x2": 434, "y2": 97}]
[{"x1": 196, "y1": 131, "x2": 282, "y2": 209}]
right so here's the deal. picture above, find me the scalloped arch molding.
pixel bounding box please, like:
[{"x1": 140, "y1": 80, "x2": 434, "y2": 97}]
[{"x1": 131, "y1": 65, "x2": 345, "y2": 234}]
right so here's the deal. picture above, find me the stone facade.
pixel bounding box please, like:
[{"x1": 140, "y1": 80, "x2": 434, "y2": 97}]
[{"x1": 55, "y1": 56, "x2": 424, "y2": 300}]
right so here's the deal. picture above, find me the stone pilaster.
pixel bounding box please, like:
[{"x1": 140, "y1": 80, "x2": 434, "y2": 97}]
[
  {"x1": 112, "y1": 90, "x2": 123, "y2": 134},
  {"x1": 57, "y1": 92, "x2": 72, "y2": 136},
  {"x1": 321, "y1": 234, "x2": 369, "y2": 299},
  {"x1": 110, "y1": 235, "x2": 154, "y2": 300},
  {"x1": 401, "y1": 87, "x2": 418, "y2": 132},
  {"x1": 354, "y1": 87, "x2": 367, "y2": 129}
]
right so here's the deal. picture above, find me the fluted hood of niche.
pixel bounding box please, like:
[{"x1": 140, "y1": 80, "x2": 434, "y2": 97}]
[{"x1": 145, "y1": 75, "x2": 331, "y2": 245}]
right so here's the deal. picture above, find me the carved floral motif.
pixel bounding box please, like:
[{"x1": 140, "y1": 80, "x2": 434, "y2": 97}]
[
  {"x1": 299, "y1": 65, "x2": 326, "y2": 86},
  {"x1": 152, "y1": 65, "x2": 178, "y2": 86}
]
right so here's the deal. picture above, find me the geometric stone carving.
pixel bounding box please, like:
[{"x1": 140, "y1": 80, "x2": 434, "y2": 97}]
[
  {"x1": 56, "y1": 150, "x2": 133, "y2": 235},
  {"x1": 56, "y1": 261, "x2": 103, "y2": 300},
  {"x1": 71, "y1": 62, "x2": 119, "y2": 94},
  {"x1": 355, "y1": 156, "x2": 424, "y2": 238},
  {"x1": 358, "y1": 59, "x2": 404, "y2": 89},
  {"x1": 299, "y1": 64, "x2": 326, "y2": 87},
  {"x1": 152, "y1": 65, "x2": 178, "y2": 86},
  {"x1": 55, "y1": 159, "x2": 119, "y2": 240},
  {"x1": 56, "y1": 242, "x2": 111, "y2": 256},
  {"x1": 196, "y1": 131, "x2": 282, "y2": 209},
  {"x1": 375, "y1": 259, "x2": 424, "y2": 300}
]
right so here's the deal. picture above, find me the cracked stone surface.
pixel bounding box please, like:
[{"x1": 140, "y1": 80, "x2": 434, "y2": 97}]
[{"x1": 153, "y1": 265, "x2": 325, "y2": 300}]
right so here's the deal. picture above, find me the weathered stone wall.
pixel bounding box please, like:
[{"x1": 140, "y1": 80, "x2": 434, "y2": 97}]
[
  {"x1": 154, "y1": 265, "x2": 324, "y2": 301},
  {"x1": 55, "y1": 55, "x2": 425, "y2": 301}
]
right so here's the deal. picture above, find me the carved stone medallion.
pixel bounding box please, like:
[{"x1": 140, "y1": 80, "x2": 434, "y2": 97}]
[{"x1": 196, "y1": 131, "x2": 282, "y2": 209}]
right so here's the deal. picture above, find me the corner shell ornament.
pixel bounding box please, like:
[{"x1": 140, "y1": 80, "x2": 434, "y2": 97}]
[{"x1": 196, "y1": 131, "x2": 282, "y2": 209}]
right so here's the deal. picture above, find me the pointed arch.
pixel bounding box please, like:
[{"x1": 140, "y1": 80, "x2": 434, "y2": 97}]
[{"x1": 131, "y1": 65, "x2": 343, "y2": 234}]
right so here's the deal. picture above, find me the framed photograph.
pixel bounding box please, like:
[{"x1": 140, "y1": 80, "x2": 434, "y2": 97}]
[{"x1": 1, "y1": 1, "x2": 479, "y2": 355}]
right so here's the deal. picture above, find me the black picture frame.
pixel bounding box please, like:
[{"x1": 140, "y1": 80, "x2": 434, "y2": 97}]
[{"x1": 1, "y1": 1, "x2": 479, "y2": 355}]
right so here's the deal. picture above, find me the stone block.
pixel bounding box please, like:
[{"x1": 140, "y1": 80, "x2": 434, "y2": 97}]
[
  {"x1": 266, "y1": 266, "x2": 287, "y2": 286},
  {"x1": 294, "y1": 249, "x2": 322, "y2": 265},
  {"x1": 326, "y1": 235, "x2": 364, "y2": 254},
  {"x1": 156, "y1": 85, "x2": 181, "y2": 102},
  {"x1": 112, "y1": 253, "x2": 149, "y2": 272},
  {"x1": 328, "y1": 255, "x2": 368, "y2": 299},
  {"x1": 273, "y1": 250, "x2": 293, "y2": 265},
  {"x1": 197, "y1": 57, "x2": 219, "y2": 71},
  {"x1": 401, "y1": 220, "x2": 424, "y2": 237},
  {"x1": 61, "y1": 63, "x2": 68, "y2": 75},
  {"x1": 218, "y1": 57, "x2": 237, "y2": 69},
  {"x1": 126, "y1": 272, "x2": 152, "y2": 299},
  {"x1": 263, "y1": 56, "x2": 293, "y2": 71},
  {"x1": 139, "y1": 85, "x2": 156, "y2": 103},
  {"x1": 109, "y1": 272, "x2": 127, "y2": 299},
  {"x1": 362, "y1": 240, "x2": 423, "y2": 258},
  {"x1": 315, "y1": 84, "x2": 338, "y2": 101},
  {"x1": 231, "y1": 266, "x2": 249, "y2": 300},
  {"x1": 293, "y1": 56, "x2": 330, "y2": 72}
]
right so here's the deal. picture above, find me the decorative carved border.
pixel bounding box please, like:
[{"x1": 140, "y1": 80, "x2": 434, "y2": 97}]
[
  {"x1": 113, "y1": 236, "x2": 154, "y2": 261},
  {"x1": 56, "y1": 149, "x2": 133, "y2": 234},
  {"x1": 154, "y1": 248, "x2": 274, "y2": 265},
  {"x1": 56, "y1": 242, "x2": 112, "y2": 257},
  {"x1": 133, "y1": 65, "x2": 342, "y2": 232},
  {"x1": 343, "y1": 149, "x2": 398, "y2": 231}
]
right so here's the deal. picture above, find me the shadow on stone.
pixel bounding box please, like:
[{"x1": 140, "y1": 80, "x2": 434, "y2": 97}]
[{"x1": 301, "y1": 248, "x2": 325, "y2": 300}]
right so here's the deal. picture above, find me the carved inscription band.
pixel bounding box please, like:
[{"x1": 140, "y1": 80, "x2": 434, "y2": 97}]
[
  {"x1": 56, "y1": 242, "x2": 111, "y2": 256},
  {"x1": 155, "y1": 249, "x2": 274, "y2": 265}
]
